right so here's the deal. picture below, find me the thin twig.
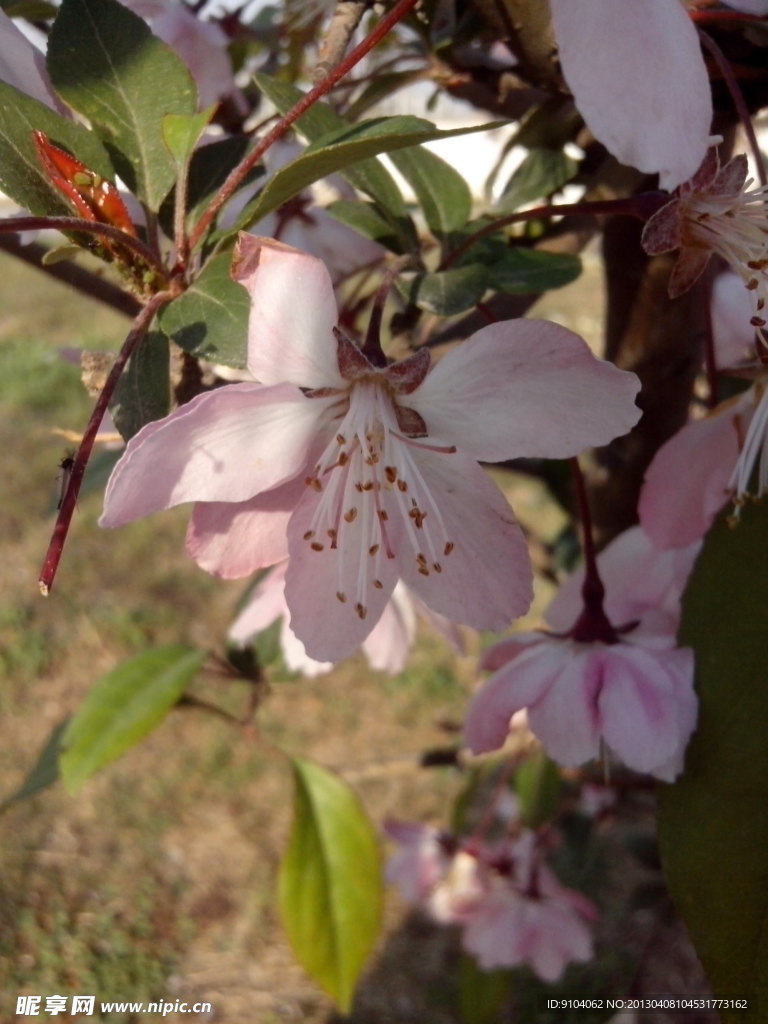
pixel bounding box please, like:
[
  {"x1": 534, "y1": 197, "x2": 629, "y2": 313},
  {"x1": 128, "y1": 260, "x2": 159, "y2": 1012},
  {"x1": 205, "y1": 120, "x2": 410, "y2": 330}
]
[
  {"x1": 0, "y1": 216, "x2": 167, "y2": 278},
  {"x1": 312, "y1": 0, "x2": 369, "y2": 85},
  {"x1": 439, "y1": 195, "x2": 665, "y2": 271},
  {"x1": 39, "y1": 292, "x2": 173, "y2": 595},
  {"x1": 699, "y1": 28, "x2": 767, "y2": 187},
  {"x1": 188, "y1": 0, "x2": 420, "y2": 250}
]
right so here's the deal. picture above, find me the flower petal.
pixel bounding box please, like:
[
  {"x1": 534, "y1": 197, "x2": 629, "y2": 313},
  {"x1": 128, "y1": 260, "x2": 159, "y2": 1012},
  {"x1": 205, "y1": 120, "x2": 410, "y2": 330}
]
[
  {"x1": 233, "y1": 235, "x2": 343, "y2": 389},
  {"x1": 404, "y1": 320, "x2": 640, "y2": 462},
  {"x1": 638, "y1": 394, "x2": 751, "y2": 548},
  {"x1": 279, "y1": 618, "x2": 334, "y2": 676},
  {"x1": 283, "y1": 487, "x2": 400, "y2": 663},
  {"x1": 711, "y1": 270, "x2": 758, "y2": 368},
  {"x1": 464, "y1": 642, "x2": 564, "y2": 754},
  {"x1": 186, "y1": 471, "x2": 306, "y2": 578},
  {"x1": 598, "y1": 644, "x2": 693, "y2": 776},
  {"x1": 395, "y1": 450, "x2": 533, "y2": 631},
  {"x1": 228, "y1": 563, "x2": 289, "y2": 645},
  {"x1": 549, "y1": 0, "x2": 712, "y2": 191},
  {"x1": 362, "y1": 582, "x2": 416, "y2": 674},
  {"x1": 526, "y1": 646, "x2": 603, "y2": 767},
  {"x1": 100, "y1": 383, "x2": 329, "y2": 528}
]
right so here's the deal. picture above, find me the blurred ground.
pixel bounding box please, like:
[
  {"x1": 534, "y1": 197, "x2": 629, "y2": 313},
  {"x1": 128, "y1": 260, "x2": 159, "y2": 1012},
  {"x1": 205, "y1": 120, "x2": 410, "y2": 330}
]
[{"x1": 0, "y1": 250, "x2": 713, "y2": 1024}]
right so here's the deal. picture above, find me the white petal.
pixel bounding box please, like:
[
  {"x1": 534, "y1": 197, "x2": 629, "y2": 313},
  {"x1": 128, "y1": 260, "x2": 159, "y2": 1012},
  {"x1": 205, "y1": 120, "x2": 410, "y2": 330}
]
[
  {"x1": 550, "y1": 0, "x2": 712, "y2": 191},
  {"x1": 404, "y1": 320, "x2": 640, "y2": 463}
]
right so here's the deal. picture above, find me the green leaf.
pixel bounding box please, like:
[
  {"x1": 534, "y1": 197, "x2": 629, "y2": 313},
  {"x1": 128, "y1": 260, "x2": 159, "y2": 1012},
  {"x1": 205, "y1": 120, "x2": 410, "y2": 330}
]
[
  {"x1": 254, "y1": 72, "x2": 412, "y2": 237},
  {"x1": 487, "y1": 249, "x2": 582, "y2": 294},
  {"x1": 658, "y1": 501, "x2": 768, "y2": 1021},
  {"x1": 279, "y1": 758, "x2": 383, "y2": 1013},
  {"x1": 3, "y1": 0, "x2": 57, "y2": 17},
  {"x1": 0, "y1": 720, "x2": 68, "y2": 813},
  {"x1": 515, "y1": 750, "x2": 561, "y2": 829},
  {"x1": 47, "y1": 0, "x2": 198, "y2": 209},
  {"x1": 458, "y1": 953, "x2": 513, "y2": 1024},
  {"x1": 325, "y1": 199, "x2": 403, "y2": 253},
  {"x1": 397, "y1": 263, "x2": 487, "y2": 317},
  {"x1": 158, "y1": 251, "x2": 248, "y2": 369},
  {"x1": 389, "y1": 145, "x2": 472, "y2": 239},
  {"x1": 60, "y1": 645, "x2": 206, "y2": 794},
  {"x1": 159, "y1": 135, "x2": 261, "y2": 239},
  {"x1": 498, "y1": 149, "x2": 578, "y2": 213},
  {"x1": 110, "y1": 330, "x2": 170, "y2": 441},
  {"x1": 162, "y1": 107, "x2": 216, "y2": 170},
  {"x1": 0, "y1": 79, "x2": 113, "y2": 218},
  {"x1": 344, "y1": 69, "x2": 426, "y2": 121}
]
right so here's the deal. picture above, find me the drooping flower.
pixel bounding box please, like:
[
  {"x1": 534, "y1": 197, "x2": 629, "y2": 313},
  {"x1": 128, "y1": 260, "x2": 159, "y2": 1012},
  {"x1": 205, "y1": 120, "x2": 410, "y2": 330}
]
[
  {"x1": 465, "y1": 527, "x2": 699, "y2": 781},
  {"x1": 549, "y1": 0, "x2": 712, "y2": 191},
  {"x1": 385, "y1": 823, "x2": 597, "y2": 982},
  {"x1": 229, "y1": 562, "x2": 462, "y2": 676},
  {"x1": 101, "y1": 237, "x2": 641, "y2": 662}
]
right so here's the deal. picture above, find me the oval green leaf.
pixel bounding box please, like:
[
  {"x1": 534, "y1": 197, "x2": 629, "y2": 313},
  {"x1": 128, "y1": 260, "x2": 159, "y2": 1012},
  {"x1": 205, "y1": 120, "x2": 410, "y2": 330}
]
[
  {"x1": 47, "y1": 0, "x2": 197, "y2": 209},
  {"x1": 279, "y1": 758, "x2": 383, "y2": 1013},
  {"x1": 109, "y1": 330, "x2": 170, "y2": 441},
  {"x1": 498, "y1": 148, "x2": 577, "y2": 213},
  {"x1": 389, "y1": 144, "x2": 472, "y2": 238},
  {"x1": 397, "y1": 263, "x2": 488, "y2": 316},
  {"x1": 658, "y1": 500, "x2": 768, "y2": 1020},
  {"x1": 488, "y1": 249, "x2": 582, "y2": 294},
  {"x1": 60, "y1": 645, "x2": 206, "y2": 794},
  {"x1": 157, "y1": 251, "x2": 249, "y2": 369},
  {"x1": 0, "y1": 719, "x2": 68, "y2": 813}
]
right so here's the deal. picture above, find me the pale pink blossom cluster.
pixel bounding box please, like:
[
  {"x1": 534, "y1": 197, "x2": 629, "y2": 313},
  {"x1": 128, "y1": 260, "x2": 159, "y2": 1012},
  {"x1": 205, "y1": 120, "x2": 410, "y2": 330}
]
[
  {"x1": 465, "y1": 527, "x2": 701, "y2": 781},
  {"x1": 384, "y1": 819, "x2": 597, "y2": 981}
]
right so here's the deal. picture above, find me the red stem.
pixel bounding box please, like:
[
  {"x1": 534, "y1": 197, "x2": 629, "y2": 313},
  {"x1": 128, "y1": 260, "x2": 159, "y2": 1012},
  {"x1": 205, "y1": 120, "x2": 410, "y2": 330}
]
[
  {"x1": 439, "y1": 195, "x2": 666, "y2": 271},
  {"x1": 188, "y1": 0, "x2": 420, "y2": 251},
  {"x1": 361, "y1": 254, "x2": 416, "y2": 365},
  {"x1": 0, "y1": 215, "x2": 167, "y2": 277},
  {"x1": 699, "y1": 28, "x2": 768, "y2": 188},
  {"x1": 38, "y1": 293, "x2": 172, "y2": 596}
]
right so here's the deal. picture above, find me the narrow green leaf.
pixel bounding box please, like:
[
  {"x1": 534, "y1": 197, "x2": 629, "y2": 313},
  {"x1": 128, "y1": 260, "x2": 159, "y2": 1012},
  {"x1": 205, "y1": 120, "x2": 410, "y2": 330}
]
[
  {"x1": 459, "y1": 953, "x2": 513, "y2": 1024},
  {"x1": 397, "y1": 263, "x2": 487, "y2": 317},
  {"x1": 325, "y1": 199, "x2": 403, "y2": 253},
  {"x1": 279, "y1": 758, "x2": 383, "y2": 1013},
  {"x1": 162, "y1": 107, "x2": 216, "y2": 170},
  {"x1": 110, "y1": 330, "x2": 170, "y2": 441},
  {"x1": 658, "y1": 501, "x2": 768, "y2": 1021},
  {"x1": 389, "y1": 145, "x2": 472, "y2": 238},
  {"x1": 60, "y1": 646, "x2": 206, "y2": 794},
  {"x1": 515, "y1": 750, "x2": 561, "y2": 829},
  {"x1": 488, "y1": 249, "x2": 582, "y2": 294},
  {"x1": 157, "y1": 251, "x2": 248, "y2": 369},
  {"x1": 0, "y1": 79, "x2": 113, "y2": 217},
  {"x1": 254, "y1": 72, "x2": 412, "y2": 233},
  {"x1": 47, "y1": 0, "x2": 198, "y2": 209},
  {"x1": 344, "y1": 70, "x2": 425, "y2": 122},
  {"x1": 498, "y1": 149, "x2": 577, "y2": 213},
  {"x1": 0, "y1": 720, "x2": 68, "y2": 812}
]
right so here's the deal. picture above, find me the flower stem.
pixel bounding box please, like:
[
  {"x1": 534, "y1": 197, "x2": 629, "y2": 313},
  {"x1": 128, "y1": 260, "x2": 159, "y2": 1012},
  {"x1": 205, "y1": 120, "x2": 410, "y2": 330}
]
[
  {"x1": 439, "y1": 195, "x2": 667, "y2": 271},
  {"x1": 568, "y1": 457, "x2": 618, "y2": 644},
  {"x1": 698, "y1": 29, "x2": 767, "y2": 188},
  {"x1": 38, "y1": 292, "x2": 173, "y2": 596},
  {"x1": 188, "y1": 0, "x2": 420, "y2": 251},
  {"x1": 361, "y1": 254, "x2": 417, "y2": 365}
]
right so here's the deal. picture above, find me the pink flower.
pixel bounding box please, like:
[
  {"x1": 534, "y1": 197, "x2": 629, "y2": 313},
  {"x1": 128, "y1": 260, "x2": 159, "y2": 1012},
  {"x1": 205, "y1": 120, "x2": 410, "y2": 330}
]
[
  {"x1": 465, "y1": 527, "x2": 699, "y2": 781},
  {"x1": 549, "y1": 0, "x2": 712, "y2": 191},
  {"x1": 229, "y1": 562, "x2": 461, "y2": 675},
  {"x1": 642, "y1": 149, "x2": 768, "y2": 322},
  {"x1": 101, "y1": 237, "x2": 641, "y2": 662}
]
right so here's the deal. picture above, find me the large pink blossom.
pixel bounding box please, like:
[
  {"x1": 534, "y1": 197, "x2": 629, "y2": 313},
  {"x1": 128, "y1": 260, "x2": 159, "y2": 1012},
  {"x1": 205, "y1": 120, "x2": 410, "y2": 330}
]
[
  {"x1": 549, "y1": 0, "x2": 712, "y2": 191},
  {"x1": 101, "y1": 237, "x2": 640, "y2": 662},
  {"x1": 229, "y1": 562, "x2": 462, "y2": 675},
  {"x1": 465, "y1": 527, "x2": 699, "y2": 781}
]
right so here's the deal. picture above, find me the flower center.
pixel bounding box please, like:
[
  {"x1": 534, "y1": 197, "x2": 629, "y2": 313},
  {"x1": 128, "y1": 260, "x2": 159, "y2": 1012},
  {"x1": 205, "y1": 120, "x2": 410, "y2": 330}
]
[{"x1": 301, "y1": 380, "x2": 456, "y2": 618}]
